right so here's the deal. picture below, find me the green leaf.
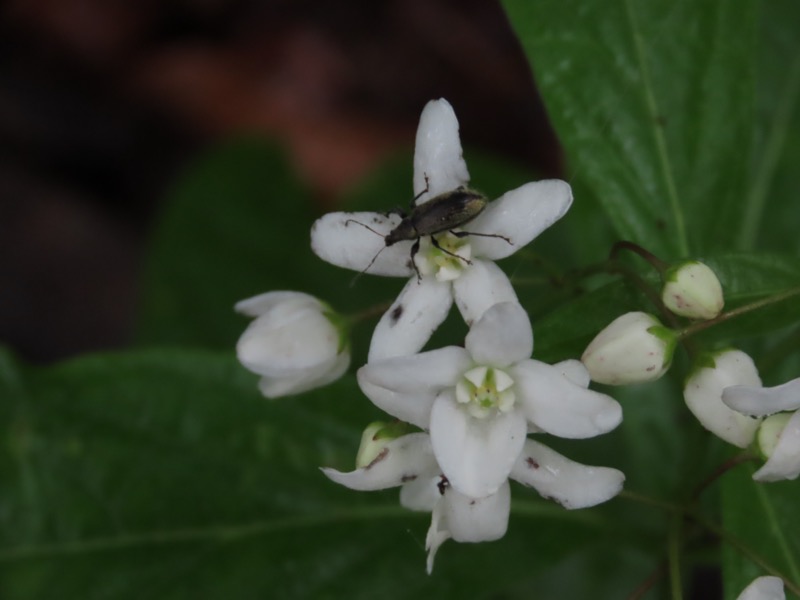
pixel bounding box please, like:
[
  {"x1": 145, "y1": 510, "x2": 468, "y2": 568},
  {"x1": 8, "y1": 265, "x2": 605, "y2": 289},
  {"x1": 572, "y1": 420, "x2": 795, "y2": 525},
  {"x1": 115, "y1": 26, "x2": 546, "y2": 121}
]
[
  {"x1": 0, "y1": 349, "x2": 638, "y2": 599},
  {"x1": 502, "y1": 0, "x2": 756, "y2": 260}
]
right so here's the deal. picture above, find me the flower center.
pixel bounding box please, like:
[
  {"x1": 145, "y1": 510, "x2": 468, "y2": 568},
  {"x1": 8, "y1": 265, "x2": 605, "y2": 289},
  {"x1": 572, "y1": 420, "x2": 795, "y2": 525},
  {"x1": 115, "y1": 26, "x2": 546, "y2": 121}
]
[
  {"x1": 455, "y1": 366, "x2": 516, "y2": 419},
  {"x1": 414, "y1": 232, "x2": 472, "y2": 282}
]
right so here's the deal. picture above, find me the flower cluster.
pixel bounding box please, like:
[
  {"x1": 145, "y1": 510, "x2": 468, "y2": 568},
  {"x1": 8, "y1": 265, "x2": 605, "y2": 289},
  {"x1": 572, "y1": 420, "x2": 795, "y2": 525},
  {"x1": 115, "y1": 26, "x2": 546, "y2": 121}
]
[{"x1": 234, "y1": 98, "x2": 626, "y2": 570}]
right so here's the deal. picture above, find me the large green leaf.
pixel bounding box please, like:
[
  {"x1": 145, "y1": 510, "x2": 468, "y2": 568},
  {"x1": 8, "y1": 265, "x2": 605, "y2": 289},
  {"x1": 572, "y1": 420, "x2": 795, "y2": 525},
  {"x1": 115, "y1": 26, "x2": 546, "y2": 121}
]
[
  {"x1": 502, "y1": 0, "x2": 756, "y2": 260},
  {"x1": 0, "y1": 348, "x2": 644, "y2": 599}
]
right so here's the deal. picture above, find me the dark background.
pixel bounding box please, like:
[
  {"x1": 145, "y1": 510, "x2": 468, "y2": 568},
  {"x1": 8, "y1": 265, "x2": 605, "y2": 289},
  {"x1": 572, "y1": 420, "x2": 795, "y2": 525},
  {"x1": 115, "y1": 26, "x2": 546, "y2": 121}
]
[{"x1": 0, "y1": 0, "x2": 562, "y2": 363}]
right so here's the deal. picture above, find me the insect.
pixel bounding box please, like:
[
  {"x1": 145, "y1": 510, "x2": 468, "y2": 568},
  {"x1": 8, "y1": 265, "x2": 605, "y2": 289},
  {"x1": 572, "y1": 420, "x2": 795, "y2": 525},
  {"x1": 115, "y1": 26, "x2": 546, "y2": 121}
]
[{"x1": 346, "y1": 180, "x2": 512, "y2": 280}]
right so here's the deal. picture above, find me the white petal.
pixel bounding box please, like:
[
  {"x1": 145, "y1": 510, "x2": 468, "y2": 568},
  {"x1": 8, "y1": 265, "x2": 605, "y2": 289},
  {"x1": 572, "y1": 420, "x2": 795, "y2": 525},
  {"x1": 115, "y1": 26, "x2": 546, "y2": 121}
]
[
  {"x1": 234, "y1": 291, "x2": 319, "y2": 317},
  {"x1": 360, "y1": 346, "x2": 471, "y2": 393},
  {"x1": 736, "y1": 576, "x2": 785, "y2": 600},
  {"x1": 321, "y1": 433, "x2": 436, "y2": 491},
  {"x1": 553, "y1": 359, "x2": 591, "y2": 388},
  {"x1": 511, "y1": 439, "x2": 624, "y2": 509},
  {"x1": 753, "y1": 411, "x2": 800, "y2": 482},
  {"x1": 452, "y1": 259, "x2": 518, "y2": 326},
  {"x1": 443, "y1": 482, "x2": 510, "y2": 542},
  {"x1": 465, "y1": 301, "x2": 532, "y2": 367},
  {"x1": 258, "y1": 350, "x2": 350, "y2": 398},
  {"x1": 357, "y1": 379, "x2": 435, "y2": 429},
  {"x1": 368, "y1": 277, "x2": 453, "y2": 361},
  {"x1": 310, "y1": 211, "x2": 414, "y2": 277},
  {"x1": 723, "y1": 377, "x2": 800, "y2": 416},
  {"x1": 425, "y1": 483, "x2": 510, "y2": 574},
  {"x1": 430, "y1": 390, "x2": 527, "y2": 497},
  {"x1": 513, "y1": 360, "x2": 622, "y2": 438},
  {"x1": 413, "y1": 99, "x2": 470, "y2": 204},
  {"x1": 400, "y1": 475, "x2": 441, "y2": 512},
  {"x1": 467, "y1": 180, "x2": 573, "y2": 260},
  {"x1": 684, "y1": 350, "x2": 762, "y2": 448}
]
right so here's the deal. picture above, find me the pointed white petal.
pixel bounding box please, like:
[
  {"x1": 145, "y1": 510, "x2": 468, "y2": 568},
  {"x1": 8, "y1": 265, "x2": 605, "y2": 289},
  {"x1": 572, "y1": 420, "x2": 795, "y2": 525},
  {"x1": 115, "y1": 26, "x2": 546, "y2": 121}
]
[
  {"x1": 357, "y1": 379, "x2": 434, "y2": 429},
  {"x1": 310, "y1": 211, "x2": 414, "y2": 276},
  {"x1": 723, "y1": 377, "x2": 800, "y2": 416},
  {"x1": 513, "y1": 360, "x2": 622, "y2": 438},
  {"x1": 400, "y1": 475, "x2": 441, "y2": 512},
  {"x1": 553, "y1": 359, "x2": 591, "y2": 388},
  {"x1": 360, "y1": 346, "x2": 471, "y2": 393},
  {"x1": 452, "y1": 259, "x2": 518, "y2": 326},
  {"x1": 234, "y1": 291, "x2": 319, "y2": 317},
  {"x1": 443, "y1": 482, "x2": 510, "y2": 542},
  {"x1": 684, "y1": 350, "x2": 762, "y2": 448},
  {"x1": 430, "y1": 390, "x2": 526, "y2": 497},
  {"x1": 753, "y1": 411, "x2": 800, "y2": 482},
  {"x1": 425, "y1": 498, "x2": 450, "y2": 574},
  {"x1": 258, "y1": 350, "x2": 350, "y2": 398},
  {"x1": 735, "y1": 576, "x2": 785, "y2": 600},
  {"x1": 413, "y1": 99, "x2": 470, "y2": 204},
  {"x1": 368, "y1": 277, "x2": 453, "y2": 361},
  {"x1": 321, "y1": 433, "x2": 436, "y2": 491},
  {"x1": 465, "y1": 301, "x2": 532, "y2": 367},
  {"x1": 467, "y1": 180, "x2": 573, "y2": 260},
  {"x1": 511, "y1": 439, "x2": 624, "y2": 509}
]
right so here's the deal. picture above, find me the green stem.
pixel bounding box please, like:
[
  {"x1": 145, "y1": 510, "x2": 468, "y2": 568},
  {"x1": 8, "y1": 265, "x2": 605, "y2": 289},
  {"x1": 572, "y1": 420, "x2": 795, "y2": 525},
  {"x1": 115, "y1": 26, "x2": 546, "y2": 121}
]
[
  {"x1": 668, "y1": 514, "x2": 684, "y2": 600},
  {"x1": 610, "y1": 241, "x2": 670, "y2": 274}
]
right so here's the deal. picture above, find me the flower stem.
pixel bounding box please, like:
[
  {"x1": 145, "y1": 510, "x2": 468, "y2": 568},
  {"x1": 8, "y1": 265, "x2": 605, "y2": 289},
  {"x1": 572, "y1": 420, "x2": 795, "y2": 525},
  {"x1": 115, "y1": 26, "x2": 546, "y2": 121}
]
[
  {"x1": 690, "y1": 452, "x2": 759, "y2": 501},
  {"x1": 609, "y1": 241, "x2": 670, "y2": 274},
  {"x1": 677, "y1": 286, "x2": 800, "y2": 340},
  {"x1": 668, "y1": 514, "x2": 684, "y2": 600}
]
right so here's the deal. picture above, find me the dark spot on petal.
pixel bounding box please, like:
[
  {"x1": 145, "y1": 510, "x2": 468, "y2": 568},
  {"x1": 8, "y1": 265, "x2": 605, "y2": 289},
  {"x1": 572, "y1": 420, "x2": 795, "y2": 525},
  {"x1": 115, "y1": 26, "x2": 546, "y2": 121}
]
[
  {"x1": 469, "y1": 500, "x2": 476, "y2": 506},
  {"x1": 401, "y1": 474, "x2": 418, "y2": 483},
  {"x1": 526, "y1": 457, "x2": 540, "y2": 469},
  {"x1": 365, "y1": 447, "x2": 389, "y2": 469},
  {"x1": 390, "y1": 304, "x2": 404, "y2": 323},
  {"x1": 437, "y1": 475, "x2": 450, "y2": 496}
]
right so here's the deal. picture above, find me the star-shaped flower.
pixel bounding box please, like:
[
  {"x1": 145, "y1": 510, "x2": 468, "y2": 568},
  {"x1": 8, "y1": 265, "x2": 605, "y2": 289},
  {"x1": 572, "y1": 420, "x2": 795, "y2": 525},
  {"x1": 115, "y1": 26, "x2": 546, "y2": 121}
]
[
  {"x1": 356, "y1": 301, "x2": 623, "y2": 498},
  {"x1": 322, "y1": 430, "x2": 624, "y2": 573},
  {"x1": 311, "y1": 98, "x2": 573, "y2": 361},
  {"x1": 723, "y1": 376, "x2": 800, "y2": 482}
]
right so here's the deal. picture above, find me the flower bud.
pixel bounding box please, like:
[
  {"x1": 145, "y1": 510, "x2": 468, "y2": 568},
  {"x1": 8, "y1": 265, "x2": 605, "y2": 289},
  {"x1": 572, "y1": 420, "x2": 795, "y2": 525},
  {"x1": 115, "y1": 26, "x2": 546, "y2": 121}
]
[
  {"x1": 581, "y1": 312, "x2": 677, "y2": 385},
  {"x1": 355, "y1": 421, "x2": 411, "y2": 468},
  {"x1": 235, "y1": 291, "x2": 350, "y2": 398},
  {"x1": 662, "y1": 260, "x2": 724, "y2": 320},
  {"x1": 752, "y1": 411, "x2": 800, "y2": 482},
  {"x1": 683, "y1": 349, "x2": 762, "y2": 447}
]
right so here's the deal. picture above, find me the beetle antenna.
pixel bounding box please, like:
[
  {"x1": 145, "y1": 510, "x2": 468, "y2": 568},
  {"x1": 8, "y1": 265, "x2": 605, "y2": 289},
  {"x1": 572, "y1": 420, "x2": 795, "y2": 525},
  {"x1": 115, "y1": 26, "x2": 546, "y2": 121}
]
[
  {"x1": 349, "y1": 246, "x2": 387, "y2": 288},
  {"x1": 344, "y1": 219, "x2": 384, "y2": 238}
]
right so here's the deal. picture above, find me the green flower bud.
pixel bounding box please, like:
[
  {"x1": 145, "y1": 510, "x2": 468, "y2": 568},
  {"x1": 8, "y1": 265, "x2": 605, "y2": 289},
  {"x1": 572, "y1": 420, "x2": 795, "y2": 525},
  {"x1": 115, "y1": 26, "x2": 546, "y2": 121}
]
[{"x1": 662, "y1": 260, "x2": 724, "y2": 320}]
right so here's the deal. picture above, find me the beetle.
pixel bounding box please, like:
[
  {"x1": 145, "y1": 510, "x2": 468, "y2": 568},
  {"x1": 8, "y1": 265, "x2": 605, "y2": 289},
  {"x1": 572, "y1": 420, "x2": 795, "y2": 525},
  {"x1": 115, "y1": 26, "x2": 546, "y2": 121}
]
[{"x1": 346, "y1": 181, "x2": 511, "y2": 280}]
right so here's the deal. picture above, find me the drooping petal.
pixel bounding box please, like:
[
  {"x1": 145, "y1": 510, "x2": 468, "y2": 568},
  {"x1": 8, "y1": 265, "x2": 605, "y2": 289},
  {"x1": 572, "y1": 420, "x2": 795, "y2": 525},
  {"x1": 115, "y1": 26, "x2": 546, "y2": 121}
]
[
  {"x1": 321, "y1": 433, "x2": 436, "y2": 491},
  {"x1": 357, "y1": 379, "x2": 436, "y2": 430},
  {"x1": 753, "y1": 410, "x2": 800, "y2": 482},
  {"x1": 360, "y1": 346, "x2": 471, "y2": 393},
  {"x1": 464, "y1": 301, "x2": 533, "y2": 367},
  {"x1": 723, "y1": 377, "x2": 800, "y2": 416},
  {"x1": 310, "y1": 211, "x2": 414, "y2": 277},
  {"x1": 234, "y1": 291, "x2": 319, "y2": 317},
  {"x1": 683, "y1": 350, "x2": 762, "y2": 448},
  {"x1": 400, "y1": 474, "x2": 441, "y2": 512},
  {"x1": 413, "y1": 99, "x2": 470, "y2": 204},
  {"x1": 735, "y1": 576, "x2": 785, "y2": 600},
  {"x1": 513, "y1": 359, "x2": 622, "y2": 438},
  {"x1": 258, "y1": 351, "x2": 350, "y2": 398},
  {"x1": 452, "y1": 259, "x2": 518, "y2": 326},
  {"x1": 467, "y1": 180, "x2": 573, "y2": 260},
  {"x1": 553, "y1": 359, "x2": 591, "y2": 388},
  {"x1": 429, "y1": 390, "x2": 527, "y2": 497},
  {"x1": 510, "y1": 439, "x2": 624, "y2": 509},
  {"x1": 425, "y1": 482, "x2": 510, "y2": 574},
  {"x1": 368, "y1": 277, "x2": 454, "y2": 361}
]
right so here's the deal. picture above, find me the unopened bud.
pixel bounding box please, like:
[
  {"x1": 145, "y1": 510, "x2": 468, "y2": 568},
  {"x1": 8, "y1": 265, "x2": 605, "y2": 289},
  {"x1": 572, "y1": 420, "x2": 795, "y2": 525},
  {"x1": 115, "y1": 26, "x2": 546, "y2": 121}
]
[
  {"x1": 662, "y1": 260, "x2": 724, "y2": 320},
  {"x1": 581, "y1": 312, "x2": 677, "y2": 385},
  {"x1": 355, "y1": 421, "x2": 411, "y2": 468},
  {"x1": 751, "y1": 411, "x2": 800, "y2": 482}
]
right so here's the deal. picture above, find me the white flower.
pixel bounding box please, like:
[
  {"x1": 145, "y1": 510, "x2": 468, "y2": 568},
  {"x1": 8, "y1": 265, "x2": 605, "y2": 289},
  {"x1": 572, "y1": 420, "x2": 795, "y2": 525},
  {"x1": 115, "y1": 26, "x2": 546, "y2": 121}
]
[
  {"x1": 235, "y1": 291, "x2": 349, "y2": 398},
  {"x1": 735, "y1": 576, "x2": 785, "y2": 600},
  {"x1": 683, "y1": 349, "x2": 763, "y2": 447},
  {"x1": 311, "y1": 98, "x2": 573, "y2": 361},
  {"x1": 581, "y1": 312, "x2": 677, "y2": 385},
  {"x1": 357, "y1": 301, "x2": 623, "y2": 498},
  {"x1": 322, "y1": 430, "x2": 624, "y2": 573},
  {"x1": 723, "y1": 376, "x2": 800, "y2": 481},
  {"x1": 662, "y1": 260, "x2": 724, "y2": 320}
]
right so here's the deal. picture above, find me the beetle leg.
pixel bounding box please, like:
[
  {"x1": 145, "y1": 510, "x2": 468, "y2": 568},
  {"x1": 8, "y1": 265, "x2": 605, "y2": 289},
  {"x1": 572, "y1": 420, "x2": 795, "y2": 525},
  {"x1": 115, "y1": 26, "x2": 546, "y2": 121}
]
[
  {"x1": 412, "y1": 174, "x2": 431, "y2": 204},
  {"x1": 450, "y1": 230, "x2": 512, "y2": 245},
  {"x1": 431, "y1": 235, "x2": 472, "y2": 266},
  {"x1": 409, "y1": 238, "x2": 422, "y2": 281}
]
